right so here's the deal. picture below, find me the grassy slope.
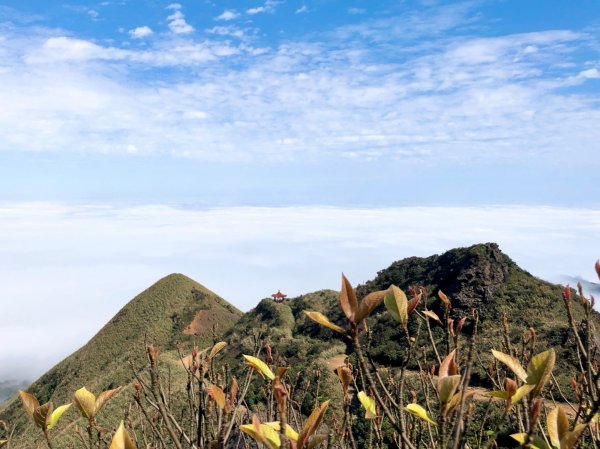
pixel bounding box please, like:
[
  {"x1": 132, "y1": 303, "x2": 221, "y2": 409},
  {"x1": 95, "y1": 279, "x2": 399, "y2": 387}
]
[
  {"x1": 1, "y1": 273, "x2": 241, "y2": 447},
  {"x1": 3, "y1": 244, "x2": 594, "y2": 447}
]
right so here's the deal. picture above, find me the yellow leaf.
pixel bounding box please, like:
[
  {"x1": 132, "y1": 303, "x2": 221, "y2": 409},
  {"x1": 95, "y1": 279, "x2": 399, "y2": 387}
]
[
  {"x1": 298, "y1": 401, "x2": 329, "y2": 449},
  {"x1": 489, "y1": 391, "x2": 509, "y2": 400},
  {"x1": 527, "y1": 349, "x2": 555, "y2": 396},
  {"x1": 438, "y1": 375, "x2": 461, "y2": 404},
  {"x1": 0, "y1": 440, "x2": 7, "y2": 448},
  {"x1": 404, "y1": 403, "x2": 437, "y2": 425},
  {"x1": 109, "y1": 421, "x2": 137, "y2": 449},
  {"x1": 354, "y1": 290, "x2": 386, "y2": 323},
  {"x1": 446, "y1": 390, "x2": 476, "y2": 413},
  {"x1": 340, "y1": 274, "x2": 358, "y2": 321},
  {"x1": 47, "y1": 403, "x2": 71, "y2": 430},
  {"x1": 209, "y1": 342, "x2": 228, "y2": 359},
  {"x1": 304, "y1": 311, "x2": 345, "y2": 334},
  {"x1": 357, "y1": 391, "x2": 377, "y2": 419},
  {"x1": 423, "y1": 310, "x2": 442, "y2": 323},
  {"x1": 510, "y1": 433, "x2": 528, "y2": 445},
  {"x1": 491, "y1": 350, "x2": 527, "y2": 382},
  {"x1": 548, "y1": 406, "x2": 569, "y2": 449},
  {"x1": 260, "y1": 424, "x2": 281, "y2": 449},
  {"x1": 33, "y1": 402, "x2": 53, "y2": 430},
  {"x1": 512, "y1": 384, "x2": 535, "y2": 404},
  {"x1": 243, "y1": 355, "x2": 275, "y2": 380},
  {"x1": 18, "y1": 390, "x2": 39, "y2": 419},
  {"x1": 263, "y1": 422, "x2": 299, "y2": 441},
  {"x1": 95, "y1": 387, "x2": 122, "y2": 414},
  {"x1": 207, "y1": 385, "x2": 226, "y2": 410},
  {"x1": 560, "y1": 423, "x2": 587, "y2": 449},
  {"x1": 510, "y1": 433, "x2": 551, "y2": 449},
  {"x1": 240, "y1": 424, "x2": 264, "y2": 444},
  {"x1": 74, "y1": 387, "x2": 97, "y2": 419},
  {"x1": 384, "y1": 285, "x2": 408, "y2": 328}
]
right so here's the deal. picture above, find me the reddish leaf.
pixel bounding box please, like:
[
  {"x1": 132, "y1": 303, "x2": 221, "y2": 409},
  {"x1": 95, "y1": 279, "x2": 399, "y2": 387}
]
[
  {"x1": 340, "y1": 274, "x2": 357, "y2": 321},
  {"x1": 407, "y1": 290, "x2": 422, "y2": 315},
  {"x1": 438, "y1": 290, "x2": 451, "y2": 308},
  {"x1": 354, "y1": 290, "x2": 386, "y2": 323},
  {"x1": 438, "y1": 350, "x2": 458, "y2": 387}
]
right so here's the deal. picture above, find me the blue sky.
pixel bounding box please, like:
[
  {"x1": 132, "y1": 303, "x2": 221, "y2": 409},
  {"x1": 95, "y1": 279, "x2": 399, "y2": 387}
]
[
  {"x1": 0, "y1": 0, "x2": 599, "y2": 205},
  {"x1": 0, "y1": 1, "x2": 600, "y2": 382}
]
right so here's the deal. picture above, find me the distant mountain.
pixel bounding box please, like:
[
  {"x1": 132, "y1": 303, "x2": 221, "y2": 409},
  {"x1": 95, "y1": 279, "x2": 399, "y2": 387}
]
[
  {"x1": 2, "y1": 244, "x2": 596, "y2": 448},
  {"x1": 554, "y1": 275, "x2": 600, "y2": 298},
  {"x1": 0, "y1": 380, "x2": 29, "y2": 405}
]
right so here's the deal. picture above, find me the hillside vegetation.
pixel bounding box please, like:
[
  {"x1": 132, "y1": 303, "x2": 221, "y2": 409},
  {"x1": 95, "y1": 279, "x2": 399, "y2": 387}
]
[{"x1": 1, "y1": 243, "x2": 599, "y2": 449}]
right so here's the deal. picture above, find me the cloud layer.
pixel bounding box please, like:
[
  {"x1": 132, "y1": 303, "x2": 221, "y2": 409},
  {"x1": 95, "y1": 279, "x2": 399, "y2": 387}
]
[{"x1": 0, "y1": 203, "x2": 598, "y2": 380}]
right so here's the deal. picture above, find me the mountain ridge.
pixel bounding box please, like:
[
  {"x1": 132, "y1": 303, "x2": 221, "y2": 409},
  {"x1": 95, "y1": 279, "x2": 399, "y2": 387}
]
[{"x1": 1, "y1": 243, "x2": 596, "y2": 448}]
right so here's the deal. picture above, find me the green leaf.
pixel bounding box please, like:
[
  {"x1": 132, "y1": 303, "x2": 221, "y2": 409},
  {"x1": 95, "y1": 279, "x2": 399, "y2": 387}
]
[
  {"x1": 404, "y1": 403, "x2": 437, "y2": 425},
  {"x1": 527, "y1": 349, "x2": 555, "y2": 395},
  {"x1": 491, "y1": 350, "x2": 528, "y2": 382},
  {"x1": 74, "y1": 387, "x2": 97, "y2": 419},
  {"x1": 357, "y1": 391, "x2": 377, "y2": 419},
  {"x1": 438, "y1": 375, "x2": 461, "y2": 404},
  {"x1": 304, "y1": 311, "x2": 345, "y2": 334},
  {"x1": 243, "y1": 355, "x2": 275, "y2": 380},
  {"x1": 47, "y1": 403, "x2": 71, "y2": 430},
  {"x1": 109, "y1": 421, "x2": 137, "y2": 449},
  {"x1": 384, "y1": 285, "x2": 408, "y2": 328}
]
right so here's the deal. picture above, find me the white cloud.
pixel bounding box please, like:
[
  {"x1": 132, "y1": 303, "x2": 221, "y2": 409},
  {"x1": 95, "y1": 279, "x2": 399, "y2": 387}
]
[
  {"x1": 206, "y1": 26, "x2": 245, "y2": 39},
  {"x1": 0, "y1": 7, "x2": 599, "y2": 163},
  {"x1": 247, "y1": 6, "x2": 265, "y2": 15},
  {"x1": 216, "y1": 9, "x2": 240, "y2": 21},
  {"x1": 247, "y1": 1, "x2": 279, "y2": 15},
  {"x1": 0, "y1": 203, "x2": 598, "y2": 380},
  {"x1": 167, "y1": 10, "x2": 194, "y2": 34},
  {"x1": 166, "y1": 3, "x2": 182, "y2": 10},
  {"x1": 129, "y1": 26, "x2": 154, "y2": 39},
  {"x1": 295, "y1": 5, "x2": 309, "y2": 14},
  {"x1": 348, "y1": 7, "x2": 365, "y2": 15}
]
